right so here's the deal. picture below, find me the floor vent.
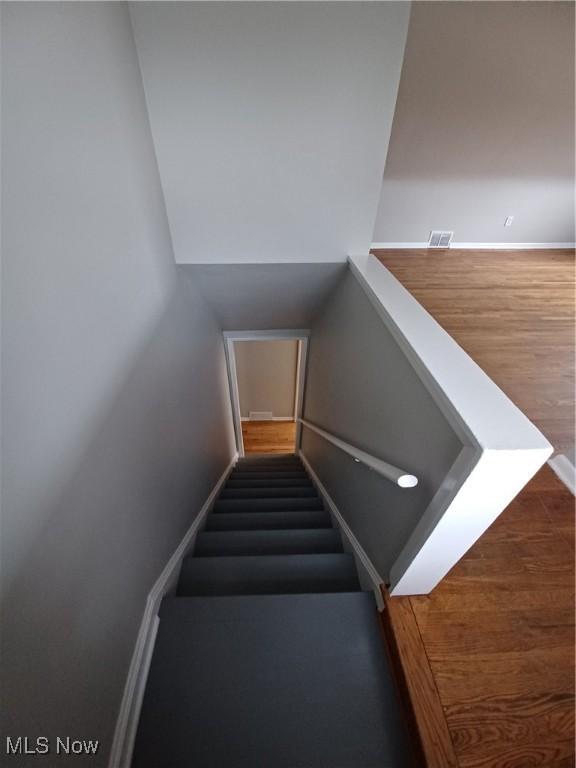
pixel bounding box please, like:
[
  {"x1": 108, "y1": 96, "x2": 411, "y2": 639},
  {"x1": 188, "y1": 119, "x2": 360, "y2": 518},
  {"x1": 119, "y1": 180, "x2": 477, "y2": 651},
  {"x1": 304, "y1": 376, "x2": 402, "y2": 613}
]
[
  {"x1": 428, "y1": 230, "x2": 453, "y2": 248},
  {"x1": 249, "y1": 411, "x2": 274, "y2": 421}
]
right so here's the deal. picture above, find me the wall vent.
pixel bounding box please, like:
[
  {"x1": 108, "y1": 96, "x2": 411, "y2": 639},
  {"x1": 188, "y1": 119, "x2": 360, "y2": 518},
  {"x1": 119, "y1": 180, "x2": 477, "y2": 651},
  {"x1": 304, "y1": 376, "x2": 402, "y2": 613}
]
[
  {"x1": 428, "y1": 230, "x2": 453, "y2": 248},
  {"x1": 249, "y1": 411, "x2": 274, "y2": 421}
]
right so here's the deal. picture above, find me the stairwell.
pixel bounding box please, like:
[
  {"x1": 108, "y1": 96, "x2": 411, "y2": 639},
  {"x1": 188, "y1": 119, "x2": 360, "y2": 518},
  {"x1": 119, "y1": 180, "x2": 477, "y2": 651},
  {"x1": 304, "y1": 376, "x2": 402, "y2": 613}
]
[{"x1": 132, "y1": 454, "x2": 412, "y2": 767}]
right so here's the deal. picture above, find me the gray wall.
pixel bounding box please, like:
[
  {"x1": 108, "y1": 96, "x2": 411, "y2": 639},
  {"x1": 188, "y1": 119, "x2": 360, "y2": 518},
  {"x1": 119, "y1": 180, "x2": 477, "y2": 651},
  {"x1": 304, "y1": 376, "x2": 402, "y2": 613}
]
[
  {"x1": 235, "y1": 341, "x2": 298, "y2": 419},
  {"x1": 130, "y1": 1, "x2": 410, "y2": 263},
  {"x1": 302, "y1": 269, "x2": 463, "y2": 578},
  {"x1": 374, "y1": 1, "x2": 575, "y2": 244},
  {"x1": 1, "y1": 3, "x2": 235, "y2": 763},
  {"x1": 186, "y1": 262, "x2": 347, "y2": 329}
]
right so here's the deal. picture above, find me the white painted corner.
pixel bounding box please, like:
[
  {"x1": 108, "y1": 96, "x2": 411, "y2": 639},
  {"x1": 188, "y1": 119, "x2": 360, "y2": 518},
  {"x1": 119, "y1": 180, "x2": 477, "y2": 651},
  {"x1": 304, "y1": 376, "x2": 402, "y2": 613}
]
[{"x1": 549, "y1": 453, "x2": 576, "y2": 495}]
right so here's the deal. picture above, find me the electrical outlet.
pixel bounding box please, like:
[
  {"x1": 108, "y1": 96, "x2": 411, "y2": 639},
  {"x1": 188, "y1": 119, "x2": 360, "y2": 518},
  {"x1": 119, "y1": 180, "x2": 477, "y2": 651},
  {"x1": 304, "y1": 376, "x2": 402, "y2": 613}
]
[{"x1": 504, "y1": 216, "x2": 514, "y2": 227}]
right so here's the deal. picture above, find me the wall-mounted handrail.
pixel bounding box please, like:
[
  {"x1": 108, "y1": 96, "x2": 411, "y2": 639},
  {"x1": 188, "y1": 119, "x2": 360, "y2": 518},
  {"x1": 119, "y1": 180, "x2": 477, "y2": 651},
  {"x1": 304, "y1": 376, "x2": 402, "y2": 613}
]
[{"x1": 299, "y1": 418, "x2": 418, "y2": 488}]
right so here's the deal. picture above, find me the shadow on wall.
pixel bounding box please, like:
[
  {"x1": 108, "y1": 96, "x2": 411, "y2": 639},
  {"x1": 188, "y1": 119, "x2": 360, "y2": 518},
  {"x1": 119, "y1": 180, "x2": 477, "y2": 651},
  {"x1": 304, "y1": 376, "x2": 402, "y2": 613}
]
[
  {"x1": 301, "y1": 270, "x2": 464, "y2": 579},
  {"x1": 0, "y1": 284, "x2": 235, "y2": 766}
]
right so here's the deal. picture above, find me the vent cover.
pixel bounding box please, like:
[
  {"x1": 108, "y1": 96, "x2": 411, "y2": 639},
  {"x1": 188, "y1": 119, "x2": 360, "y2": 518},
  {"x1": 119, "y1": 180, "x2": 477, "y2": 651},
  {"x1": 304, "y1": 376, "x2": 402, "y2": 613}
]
[
  {"x1": 428, "y1": 230, "x2": 453, "y2": 248},
  {"x1": 249, "y1": 411, "x2": 274, "y2": 421}
]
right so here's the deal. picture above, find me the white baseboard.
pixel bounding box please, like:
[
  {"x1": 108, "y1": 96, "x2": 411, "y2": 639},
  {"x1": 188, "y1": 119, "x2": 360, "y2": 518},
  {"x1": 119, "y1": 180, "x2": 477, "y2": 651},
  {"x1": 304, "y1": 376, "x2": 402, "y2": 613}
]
[
  {"x1": 371, "y1": 242, "x2": 576, "y2": 250},
  {"x1": 240, "y1": 416, "x2": 294, "y2": 422},
  {"x1": 299, "y1": 451, "x2": 385, "y2": 610},
  {"x1": 108, "y1": 452, "x2": 238, "y2": 768},
  {"x1": 548, "y1": 454, "x2": 576, "y2": 495}
]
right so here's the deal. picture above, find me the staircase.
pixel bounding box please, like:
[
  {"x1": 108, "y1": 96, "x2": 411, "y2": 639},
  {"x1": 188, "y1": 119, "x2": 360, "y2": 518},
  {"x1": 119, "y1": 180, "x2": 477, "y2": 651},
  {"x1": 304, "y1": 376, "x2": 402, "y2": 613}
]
[{"x1": 132, "y1": 455, "x2": 412, "y2": 767}]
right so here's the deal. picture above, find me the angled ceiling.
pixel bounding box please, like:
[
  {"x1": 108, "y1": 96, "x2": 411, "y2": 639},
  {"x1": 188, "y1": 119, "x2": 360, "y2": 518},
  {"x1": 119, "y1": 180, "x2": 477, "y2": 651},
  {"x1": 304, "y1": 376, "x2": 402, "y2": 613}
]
[
  {"x1": 130, "y1": 2, "x2": 409, "y2": 264},
  {"x1": 181, "y1": 262, "x2": 347, "y2": 329}
]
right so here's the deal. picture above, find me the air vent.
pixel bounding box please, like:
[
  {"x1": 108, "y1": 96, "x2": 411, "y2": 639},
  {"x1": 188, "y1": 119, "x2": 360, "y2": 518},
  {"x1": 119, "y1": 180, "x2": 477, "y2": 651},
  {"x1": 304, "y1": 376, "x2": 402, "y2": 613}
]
[
  {"x1": 428, "y1": 230, "x2": 453, "y2": 249},
  {"x1": 249, "y1": 411, "x2": 274, "y2": 421}
]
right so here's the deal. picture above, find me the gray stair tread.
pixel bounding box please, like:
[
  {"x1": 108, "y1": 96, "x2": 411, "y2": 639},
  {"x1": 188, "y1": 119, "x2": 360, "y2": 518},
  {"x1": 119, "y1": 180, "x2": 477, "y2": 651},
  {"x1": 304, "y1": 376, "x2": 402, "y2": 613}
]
[
  {"x1": 234, "y1": 460, "x2": 302, "y2": 465},
  {"x1": 237, "y1": 454, "x2": 298, "y2": 462},
  {"x1": 232, "y1": 467, "x2": 308, "y2": 477},
  {"x1": 230, "y1": 469, "x2": 308, "y2": 478},
  {"x1": 226, "y1": 477, "x2": 313, "y2": 488},
  {"x1": 214, "y1": 496, "x2": 323, "y2": 513},
  {"x1": 177, "y1": 553, "x2": 360, "y2": 596},
  {"x1": 236, "y1": 456, "x2": 301, "y2": 464},
  {"x1": 133, "y1": 593, "x2": 412, "y2": 768},
  {"x1": 220, "y1": 486, "x2": 317, "y2": 499},
  {"x1": 194, "y1": 529, "x2": 343, "y2": 557},
  {"x1": 205, "y1": 510, "x2": 331, "y2": 531}
]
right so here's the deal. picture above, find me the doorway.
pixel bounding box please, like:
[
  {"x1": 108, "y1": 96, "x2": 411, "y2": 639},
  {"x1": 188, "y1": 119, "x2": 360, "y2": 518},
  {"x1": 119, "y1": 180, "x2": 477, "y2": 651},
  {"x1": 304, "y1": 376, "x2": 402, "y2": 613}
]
[{"x1": 223, "y1": 331, "x2": 309, "y2": 457}]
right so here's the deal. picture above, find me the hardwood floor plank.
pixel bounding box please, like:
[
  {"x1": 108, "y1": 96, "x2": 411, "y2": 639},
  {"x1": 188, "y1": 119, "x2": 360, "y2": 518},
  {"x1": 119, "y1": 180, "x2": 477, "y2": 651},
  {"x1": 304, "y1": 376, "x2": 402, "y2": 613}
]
[
  {"x1": 372, "y1": 249, "x2": 575, "y2": 453},
  {"x1": 430, "y1": 650, "x2": 574, "y2": 702},
  {"x1": 386, "y1": 466, "x2": 574, "y2": 767},
  {"x1": 382, "y1": 589, "x2": 459, "y2": 768},
  {"x1": 241, "y1": 420, "x2": 296, "y2": 454}
]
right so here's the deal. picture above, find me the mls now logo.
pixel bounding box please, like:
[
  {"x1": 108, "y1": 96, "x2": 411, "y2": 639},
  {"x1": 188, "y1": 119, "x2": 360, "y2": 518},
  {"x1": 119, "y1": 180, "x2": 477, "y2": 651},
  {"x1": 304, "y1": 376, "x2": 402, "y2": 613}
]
[{"x1": 6, "y1": 736, "x2": 99, "y2": 756}]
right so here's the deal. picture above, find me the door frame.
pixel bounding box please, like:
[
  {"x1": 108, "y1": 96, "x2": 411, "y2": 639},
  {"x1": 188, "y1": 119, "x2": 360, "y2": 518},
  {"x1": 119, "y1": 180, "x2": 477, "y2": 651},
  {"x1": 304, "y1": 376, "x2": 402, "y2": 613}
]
[{"x1": 223, "y1": 329, "x2": 310, "y2": 457}]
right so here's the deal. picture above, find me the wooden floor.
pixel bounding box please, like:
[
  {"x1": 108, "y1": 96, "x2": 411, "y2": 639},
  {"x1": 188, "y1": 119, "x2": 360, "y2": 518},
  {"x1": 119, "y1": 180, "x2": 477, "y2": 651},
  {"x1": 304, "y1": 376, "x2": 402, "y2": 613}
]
[
  {"x1": 386, "y1": 465, "x2": 575, "y2": 768},
  {"x1": 372, "y1": 249, "x2": 575, "y2": 454},
  {"x1": 241, "y1": 420, "x2": 296, "y2": 454}
]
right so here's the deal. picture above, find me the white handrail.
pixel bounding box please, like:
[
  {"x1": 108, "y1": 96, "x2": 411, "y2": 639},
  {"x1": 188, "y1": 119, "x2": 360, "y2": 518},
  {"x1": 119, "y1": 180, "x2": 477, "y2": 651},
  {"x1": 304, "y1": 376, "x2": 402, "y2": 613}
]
[{"x1": 298, "y1": 418, "x2": 418, "y2": 488}]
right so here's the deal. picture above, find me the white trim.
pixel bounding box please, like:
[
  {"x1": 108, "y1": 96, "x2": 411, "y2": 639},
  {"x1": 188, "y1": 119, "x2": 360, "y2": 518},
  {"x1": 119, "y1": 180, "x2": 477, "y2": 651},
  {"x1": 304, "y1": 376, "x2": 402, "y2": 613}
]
[
  {"x1": 299, "y1": 451, "x2": 385, "y2": 610},
  {"x1": 548, "y1": 454, "x2": 576, "y2": 495},
  {"x1": 390, "y1": 447, "x2": 551, "y2": 595},
  {"x1": 371, "y1": 242, "x2": 576, "y2": 250},
  {"x1": 223, "y1": 338, "x2": 245, "y2": 456},
  {"x1": 223, "y1": 331, "x2": 309, "y2": 458},
  {"x1": 223, "y1": 329, "x2": 310, "y2": 341},
  {"x1": 180, "y1": 258, "x2": 348, "y2": 265},
  {"x1": 299, "y1": 418, "x2": 418, "y2": 488},
  {"x1": 293, "y1": 340, "x2": 302, "y2": 423},
  {"x1": 349, "y1": 254, "x2": 552, "y2": 594},
  {"x1": 240, "y1": 416, "x2": 294, "y2": 422},
  {"x1": 294, "y1": 339, "x2": 307, "y2": 451},
  {"x1": 108, "y1": 453, "x2": 238, "y2": 768}
]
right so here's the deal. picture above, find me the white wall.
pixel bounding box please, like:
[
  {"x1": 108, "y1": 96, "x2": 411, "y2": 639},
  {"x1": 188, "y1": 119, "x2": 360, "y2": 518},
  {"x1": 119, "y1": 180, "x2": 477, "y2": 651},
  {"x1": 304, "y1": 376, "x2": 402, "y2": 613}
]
[
  {"x1": 374, "y1": 1, "x2": 575, "y2": 245},
  {"x1": 130, "y1": 1, "x2": 410, "y2": 263},
  {"x1": 1, "y1": 4, "x2": 235, "y2": 763},
  {"x1": 235, "y1": 340, "x2": 298, "y2": 419}
]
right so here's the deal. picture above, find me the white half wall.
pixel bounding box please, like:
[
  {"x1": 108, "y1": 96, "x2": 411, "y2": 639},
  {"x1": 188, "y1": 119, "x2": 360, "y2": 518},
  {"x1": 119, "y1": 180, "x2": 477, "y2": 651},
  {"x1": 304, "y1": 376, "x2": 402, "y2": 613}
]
[
  {"x1": 130, "y1": 1, "x2": 410, "y2": 263},
  {"x1": 348, "y1": 255, "x2": 552, "y2": 595}
]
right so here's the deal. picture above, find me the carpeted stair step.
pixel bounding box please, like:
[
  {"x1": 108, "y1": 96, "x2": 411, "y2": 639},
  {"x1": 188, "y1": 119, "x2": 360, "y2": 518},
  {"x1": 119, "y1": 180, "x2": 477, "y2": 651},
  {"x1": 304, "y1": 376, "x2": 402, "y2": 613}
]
[
  {"x1": 232, "y1": 460, "x2": 303, "y2": 470},
  {"x1": 227, "y1": 471, "x2": 309, "y2": 481},
  {"x1": 236, "y1": 455, "x2": 301, "y2": 464},
  {"x1": 176, "y1": 553, "x2": 360, "y2": 596},
  {"x1": 219, "y1": 486, "x2": 317, "y2": 499},
  {"x1": 132, "y1": 592, "x2": 412, "y2": 768},
  {"x1": 205, "y1": 510, "x2": 332, "y2": 531},
  {"x1": 194, "y1": 529, "x2": 343, "y2": 557},
  {"x1": 214, "y1": 496, "x2": 323, "y2": 513},
  {"x1": 225, "y1": 477, "x2": 313, "y2": 489}
]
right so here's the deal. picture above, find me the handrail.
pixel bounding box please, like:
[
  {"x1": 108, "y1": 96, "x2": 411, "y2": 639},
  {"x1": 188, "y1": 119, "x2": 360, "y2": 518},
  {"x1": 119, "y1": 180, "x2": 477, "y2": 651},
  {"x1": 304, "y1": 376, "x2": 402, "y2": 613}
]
[{"x1": 299, "y1": 418, "x2": 418, "y2": 488}]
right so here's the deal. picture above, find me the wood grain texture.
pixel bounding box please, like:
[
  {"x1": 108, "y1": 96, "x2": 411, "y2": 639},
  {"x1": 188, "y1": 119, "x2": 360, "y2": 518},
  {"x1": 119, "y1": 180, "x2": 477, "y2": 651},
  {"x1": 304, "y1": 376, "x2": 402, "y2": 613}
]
[
  {"x1": 241, "y1": 420, "x2": 296, "y2": 454},
  {"x1": 382, "y1": 588, "x2": 459, "y2": 768},
  {"x1": 372, "y1": 249, "x2": 575, "y2": 453},
  {"x1": 388, "y1": 466, "x2": 575, "y2": 768}
]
